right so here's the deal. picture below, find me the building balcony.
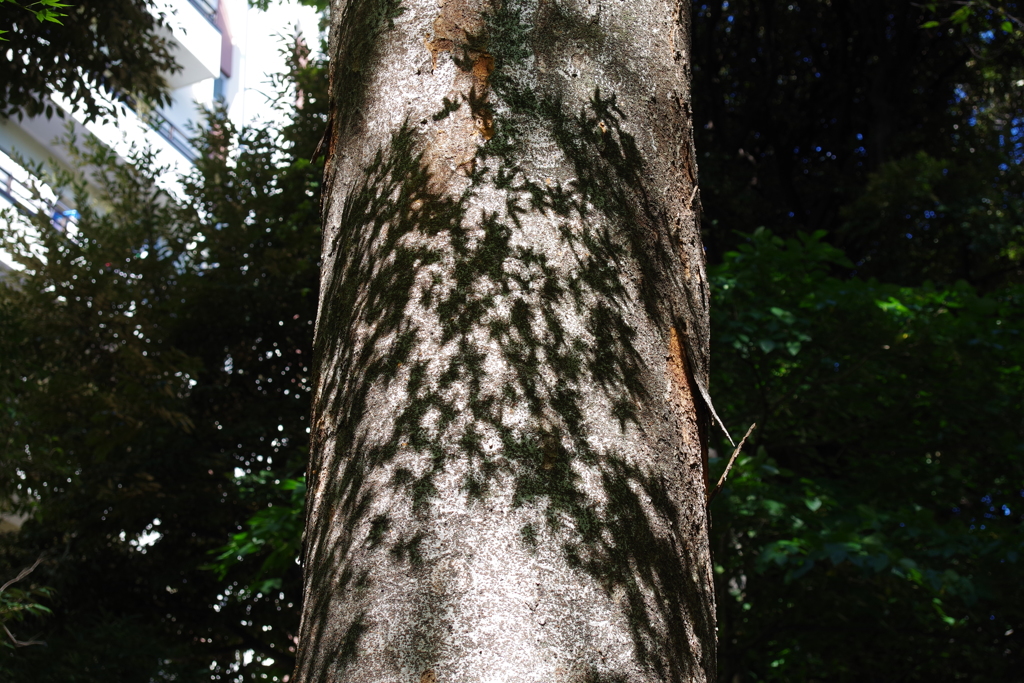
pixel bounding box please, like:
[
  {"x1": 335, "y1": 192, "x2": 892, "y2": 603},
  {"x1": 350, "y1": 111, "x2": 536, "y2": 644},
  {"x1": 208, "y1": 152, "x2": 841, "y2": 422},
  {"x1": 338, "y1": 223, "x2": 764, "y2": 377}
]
[
  {"x1": 153, "y1": 0, "x2": 224, "y2": 90},
  {"x1": 0, "y1": 150, "x2": 78, "y2": 231}
]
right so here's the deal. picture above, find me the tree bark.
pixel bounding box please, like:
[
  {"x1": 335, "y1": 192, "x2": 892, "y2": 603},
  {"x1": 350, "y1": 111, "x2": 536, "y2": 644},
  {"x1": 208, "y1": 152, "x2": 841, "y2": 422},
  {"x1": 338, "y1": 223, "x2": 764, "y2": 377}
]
[{"x1": 296, "y1": 0, "x2": 717, "y2": 680}]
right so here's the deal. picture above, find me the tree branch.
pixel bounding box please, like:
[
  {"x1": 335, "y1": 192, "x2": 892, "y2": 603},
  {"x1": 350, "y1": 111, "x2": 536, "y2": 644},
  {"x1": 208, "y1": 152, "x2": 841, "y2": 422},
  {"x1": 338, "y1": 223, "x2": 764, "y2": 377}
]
[
  {"x1": 1, "y1": 555, "x2": 48, "y2": 648},
  {"x1": 0, "y1": 555, "x2": 42, "y2": 596},
  {"x1": 707, "y1": 423, "x2": 756, "y2": 506}
]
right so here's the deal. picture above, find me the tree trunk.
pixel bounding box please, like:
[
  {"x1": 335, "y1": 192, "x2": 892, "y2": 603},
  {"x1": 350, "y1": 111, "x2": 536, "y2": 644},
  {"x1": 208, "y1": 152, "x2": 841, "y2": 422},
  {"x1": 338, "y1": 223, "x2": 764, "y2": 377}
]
[{"x1": 296, "y1": 0, "x2": 718, "y2": 680}]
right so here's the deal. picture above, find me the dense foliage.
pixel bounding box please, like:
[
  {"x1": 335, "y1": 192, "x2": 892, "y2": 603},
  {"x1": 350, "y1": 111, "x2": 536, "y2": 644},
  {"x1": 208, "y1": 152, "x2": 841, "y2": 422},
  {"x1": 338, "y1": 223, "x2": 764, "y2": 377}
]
[
  {"x1": 0, "y1": 0, "x2": 178, "y2": 120},
  {"x1": 708, "y1": 231, "x2": 1022, "y2": 681},
  {"x1": 0, "y1": 2, "x2": 1022, "y2": 682},
  {"x1": 0, "y1": 39, "x2": 324, "y2": 680},
  {"x1": 692, "y1": 1, "x2": 1024, "y2": 680},
  {"x1": 693, "y1": 0, "x2": 1024, "y2": 288}
]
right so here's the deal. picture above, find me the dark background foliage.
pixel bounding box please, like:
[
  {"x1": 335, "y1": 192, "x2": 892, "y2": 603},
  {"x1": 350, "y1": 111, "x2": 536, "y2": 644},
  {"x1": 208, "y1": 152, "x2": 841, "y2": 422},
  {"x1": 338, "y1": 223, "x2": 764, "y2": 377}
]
[
  {"x1": 0, "y1": 37, "x2": 325, "y2": 681},
  {"x1": 692, "y1": 1, "x2": 1023, "y2": 680},
  {"x1": 0, "y1": 1, "x2": 1021, "y2": 682}
]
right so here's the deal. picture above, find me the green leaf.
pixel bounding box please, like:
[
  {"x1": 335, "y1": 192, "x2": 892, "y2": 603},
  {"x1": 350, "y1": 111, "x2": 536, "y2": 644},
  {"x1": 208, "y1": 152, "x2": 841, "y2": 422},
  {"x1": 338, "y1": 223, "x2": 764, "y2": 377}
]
[
  {"x1": 920, "y1": 20, "x2": 940, "y2": 28},
  {"x1": 876, "y1": 296, "x2": 911, "y2": 315},
  {"x1": 932, "y1": 598, "x2": 957, "y2": 626},
  {"x1": 950, "y1": 6, "x2": 972, "y2": 25},
  {"x1": 34, "y1": 9, "x2": 64, "y2": 23},
  {"x1": 770, "y1": 306, "x2": 795, "y2": 324}
]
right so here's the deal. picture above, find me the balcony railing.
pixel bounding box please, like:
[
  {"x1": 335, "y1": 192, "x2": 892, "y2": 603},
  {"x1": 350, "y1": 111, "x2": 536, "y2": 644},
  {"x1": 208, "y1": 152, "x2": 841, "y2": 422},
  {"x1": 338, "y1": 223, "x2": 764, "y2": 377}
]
[
  {"x1": 0, "y1": 159, "x2": 80, "y2": 232},
  {"x1": 187, "y1": 0, "x2": 219, "y2": 29},
  {"x1": 121, "y1": 93, "x2": 201, "y2": 163},
  {"x1": 140, "y1": 108, "x2": 201, "y2": 163}
]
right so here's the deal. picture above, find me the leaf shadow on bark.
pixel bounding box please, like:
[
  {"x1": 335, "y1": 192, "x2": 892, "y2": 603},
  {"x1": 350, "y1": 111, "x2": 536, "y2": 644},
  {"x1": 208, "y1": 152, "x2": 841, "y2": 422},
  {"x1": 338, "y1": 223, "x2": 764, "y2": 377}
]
[{"x1": 297, "y1": 2, "x2": 714, "y2": 682}]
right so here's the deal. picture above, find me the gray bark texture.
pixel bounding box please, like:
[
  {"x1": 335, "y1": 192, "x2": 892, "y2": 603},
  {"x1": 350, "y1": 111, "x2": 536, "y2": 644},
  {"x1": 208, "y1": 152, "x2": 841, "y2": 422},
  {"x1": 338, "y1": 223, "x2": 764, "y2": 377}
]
[{"x1": 296, "y1": 0, "x2": 718, "y2": 680}]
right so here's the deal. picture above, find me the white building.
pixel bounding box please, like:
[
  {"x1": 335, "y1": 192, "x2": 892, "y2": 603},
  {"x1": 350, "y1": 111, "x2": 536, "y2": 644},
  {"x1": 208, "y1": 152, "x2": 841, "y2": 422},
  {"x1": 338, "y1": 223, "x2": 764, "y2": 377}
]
[{"x1": 0, "y1": 0, "x2": 319, "y2": 272}]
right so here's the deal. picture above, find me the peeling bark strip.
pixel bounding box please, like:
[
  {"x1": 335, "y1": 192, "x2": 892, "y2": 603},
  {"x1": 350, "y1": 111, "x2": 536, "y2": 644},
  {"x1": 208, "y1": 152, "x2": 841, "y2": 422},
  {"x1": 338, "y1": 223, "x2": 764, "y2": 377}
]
[
  {"x1": 421, "y1": 0, "x2": 496, "y2": 183},
  {"x1": 668, "y1": 326, "x2": 709, "y2": 498},
  {"x1": 299, "y1": 0, "x2": 716, "y2": 681}
]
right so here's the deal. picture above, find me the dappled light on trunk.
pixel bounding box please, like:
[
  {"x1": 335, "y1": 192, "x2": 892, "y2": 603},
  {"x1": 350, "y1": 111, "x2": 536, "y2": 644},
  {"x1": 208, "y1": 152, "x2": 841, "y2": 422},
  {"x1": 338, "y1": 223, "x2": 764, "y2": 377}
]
[{"x1": 297, "y1": 0, "x2": 716, "y2": 680}]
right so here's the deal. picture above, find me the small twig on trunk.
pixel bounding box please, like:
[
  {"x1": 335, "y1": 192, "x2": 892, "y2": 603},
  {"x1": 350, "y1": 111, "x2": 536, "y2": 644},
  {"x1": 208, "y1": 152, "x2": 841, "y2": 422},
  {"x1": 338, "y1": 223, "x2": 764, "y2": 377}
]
[{"x1": 706, "y1": 423, "x2": 756, "y2": 507}]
